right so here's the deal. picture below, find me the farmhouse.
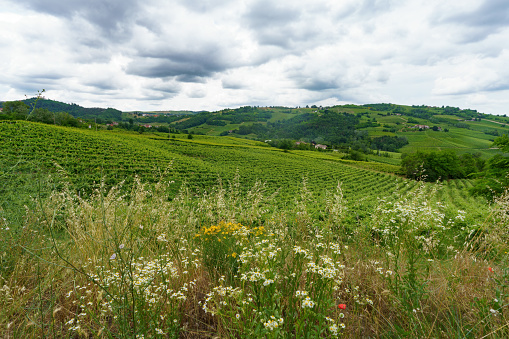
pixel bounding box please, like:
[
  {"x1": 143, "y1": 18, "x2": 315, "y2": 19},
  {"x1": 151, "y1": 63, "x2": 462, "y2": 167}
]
[{"x1": 315, "y1": 144, "x2": 327, "y2": 150}]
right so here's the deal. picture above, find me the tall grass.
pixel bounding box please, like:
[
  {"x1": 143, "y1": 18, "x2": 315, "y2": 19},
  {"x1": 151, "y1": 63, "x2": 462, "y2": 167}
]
[{"x1": 0, "y1": 173, "x2": 508, "y2": 338}]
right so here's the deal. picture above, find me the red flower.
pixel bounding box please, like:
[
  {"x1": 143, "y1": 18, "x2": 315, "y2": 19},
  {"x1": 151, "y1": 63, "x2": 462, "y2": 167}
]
[
  {"x1": 488, "y1": 267, "x2": 494, "y2": 273},
  {"x1": 338, "y1": 304, "x2": 346, "y2": 310}
]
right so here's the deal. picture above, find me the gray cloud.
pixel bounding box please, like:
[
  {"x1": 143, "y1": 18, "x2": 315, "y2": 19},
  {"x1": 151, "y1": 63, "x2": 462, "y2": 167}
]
[
  {"x1": 450, "y1": 0, "x2": 509, "y2": 29},
  {"x1": 2, "y1": 0, "x2": 509, "y2": 115},
  {"x1": 300, "y1": 79, "x2": 340, "y2": 92},
  {"x1": 127, "y1": 45, "x2": 233, "y2": 81},
  {"x1": 18, "y1": 0, "x2": 141, "y2": 40},
  {"x1": 222, "y1": 78, "x2": 246, "y2": 90},
  {"x1": 139, "y1": 91, "x2": 178, "y2": 101},
  {"x1": 152, "y1": 81, "x2": 181, "y2": 94},
  {"x1": 438, "y1": 0, "x2": 509, "y2": 43},
  {"x1": 243, "y1": 0, "x2": 305, "y2": 48},
  {"x1": 187, "y1": 88, "x2": 206, "y2": 98},
  {"x1": 127, "y1": 57, "x2": 220, "y2": 81},
  {"x1": 10, "y1": 79, "x2": 59, "y2": 95},
  {"x1": 176, "y1": 0, "x2": 234, "y2": 12},
  {"x1": 244, "y1": 0, "x2": 300, "y2": 29},
  {"x1": 83, "y1": 80, "x2": 120, "y2": 91}
]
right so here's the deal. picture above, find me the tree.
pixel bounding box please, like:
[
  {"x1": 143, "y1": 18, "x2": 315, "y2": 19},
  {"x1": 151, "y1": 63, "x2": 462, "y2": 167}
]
[
  {"x1": 471, "y1": 134, "x2": 509, "y2": 200},
  {"x1": 402, "y1": 150, "x2": 463, "y2": 181},
  {"x1": 344, "y1": 150, "x2": 366, "y2": 161},
  {"x1": 27, "y1": 108, "x2": 54, "y2": 124},
  {"x1": 277, "y1": 139, "x2": 293, "y2": 150},
  {"x1": 1, "y1": 101, "x2": 29, "y2": 119}
]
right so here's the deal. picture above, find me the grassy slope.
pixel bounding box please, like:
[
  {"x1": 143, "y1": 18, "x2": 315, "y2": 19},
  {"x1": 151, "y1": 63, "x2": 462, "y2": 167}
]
[
  {"x1": 181, "y1": 105, "x2": 509, "y2": 163},
  {"x1": 0, "y1": 121, "x2": 487, "y2": 220},
  {"x1": 2, "y1": 120, "x2": 503, "y2": 339}
]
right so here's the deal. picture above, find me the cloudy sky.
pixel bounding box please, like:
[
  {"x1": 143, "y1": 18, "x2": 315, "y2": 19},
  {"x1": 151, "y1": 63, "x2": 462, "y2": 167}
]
[{"x1": 1, "y1": 0, "x2": 508, "y2": 114}]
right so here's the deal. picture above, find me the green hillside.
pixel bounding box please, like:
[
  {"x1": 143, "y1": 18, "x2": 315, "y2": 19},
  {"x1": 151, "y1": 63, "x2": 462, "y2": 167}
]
[
  {"x1": 155, "y1": 104, "x2": 509, "y2": 165},
  {"x1": 3, "y1": 120, "x2": 508, "y2": 338},
  {"x1": 3, "y1": 98, "x2": 509, "y2": 163},
  {"x1": 0, "y1": 121, "x2": 487, "y2": 220}
]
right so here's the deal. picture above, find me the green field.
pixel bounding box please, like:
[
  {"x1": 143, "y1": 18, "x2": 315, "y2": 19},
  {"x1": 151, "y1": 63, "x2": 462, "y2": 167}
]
[
  {"x1": 0, "y1": 121, "x2": 487, "y2": 215},
  {"x1": 1, "y1": 120, "x2": 508, "y2": 338}
]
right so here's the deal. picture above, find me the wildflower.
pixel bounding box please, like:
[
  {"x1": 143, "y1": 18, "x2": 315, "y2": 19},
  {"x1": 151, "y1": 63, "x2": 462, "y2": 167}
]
[
  {"x1": 490, "y1": 308, "x2": 499, "y2": 316},
  {"x1": 295, "y1": 290, "x2": 308, "y2": 297},
  {"x1": 263, "y1": 279, "x2": 274, "y2": 286},
  {"x1": 329, "y1": 323, "x2": 339, "y2": 336},
  {"x1": 263, "y1": 316, "x2": 283, "y2": 331},
  {"x1": 302, "y1": 296, "x2": 315, "y2": 308},
  {"x1": 338, "y1": 303, "x2": 346, "y2": 309},
  {"x1": 110, "y1": 253, "x2": 116, "y2": 260},
  {"x1": 488, "y1": 267, "x2": 494, "y2": 273},
  {"x1": 155, "y1": 328, "x2": 165, "y2": 334},
  {"x1": 157, "y1": 233, "x2": 168, "y2": 242},
  {"x1": 236, "y1": 314, "x2": 240, "y2": 319}
]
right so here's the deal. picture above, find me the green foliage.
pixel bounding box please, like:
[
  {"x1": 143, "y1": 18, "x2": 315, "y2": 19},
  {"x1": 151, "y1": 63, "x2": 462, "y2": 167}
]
[
  {"x1": 0, "y1": 134, "x2": 504, "y2": 338},
  {"x1": 21, "y1": 97, "x2": 123, "y2": 121},
  {"x1": 0, "y1": 101, "x2": 29, "y2": 120},
  {"x1": 363, "y1": 103, "x2": 396, "y2": 111},
  {"x1": 0, "y1": 121, "x2": 488, "y2": 220},
  {"x1": 343, "y1": 150, "x2": 367, "y2": 161},
  {"x1": 471, "y1": 135, "x2": 509, "y2": 200},
  {"x1": 370, "y1": 136, "x2": 408, "y2": 152},
  {"x1": 402, "y1": 150, "x2": 483, "y2": 182},
  {"x1": 0, "y1": 121, "x2": 400, "y2": 204}
]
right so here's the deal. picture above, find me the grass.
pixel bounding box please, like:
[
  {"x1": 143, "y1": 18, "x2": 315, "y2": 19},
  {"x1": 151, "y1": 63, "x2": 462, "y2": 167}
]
[
  {"x1": 399, "y1": 129, "x2": 500, "y2": 158},
  {"x1": 0, "y1": 118, "x2": 506, "y2": 337},
  {"x1": 1, "y1": 165, "x2": 508, "y2": 337}
]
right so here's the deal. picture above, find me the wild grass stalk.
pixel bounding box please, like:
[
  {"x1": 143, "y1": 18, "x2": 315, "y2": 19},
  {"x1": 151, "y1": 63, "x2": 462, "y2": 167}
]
[{"x1": 0, "y1": 174, "x2": 508, "y2": 337}]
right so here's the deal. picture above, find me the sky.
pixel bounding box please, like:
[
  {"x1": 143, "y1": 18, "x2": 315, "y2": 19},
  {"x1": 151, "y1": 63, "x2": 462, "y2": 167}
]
[{"x1": 1, "y1": 0, "x2": 509, "y2": 114}]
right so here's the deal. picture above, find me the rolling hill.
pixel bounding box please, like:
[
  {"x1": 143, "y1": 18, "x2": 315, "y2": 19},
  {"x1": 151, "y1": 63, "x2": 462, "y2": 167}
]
[{"x1": 0, "y1": 120, "x2": 488, "y2": 222}]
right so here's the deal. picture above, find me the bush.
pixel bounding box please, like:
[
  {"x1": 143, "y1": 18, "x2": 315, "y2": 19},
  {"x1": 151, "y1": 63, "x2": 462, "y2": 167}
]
[{"x1": 401, "y1": 150, "x2": 469, "y2": 181}]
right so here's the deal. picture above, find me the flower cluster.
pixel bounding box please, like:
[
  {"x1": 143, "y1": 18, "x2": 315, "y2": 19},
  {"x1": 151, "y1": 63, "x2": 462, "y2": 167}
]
[
  {"x1": 263, "y1": 316, "x2": 284, "y2": 331},
  {"x1": 64, "y1": 252, "x2": 197, "y2": 335},
  {"x1": 202, "y1": 285, "x2": 243, "y2": 316}
]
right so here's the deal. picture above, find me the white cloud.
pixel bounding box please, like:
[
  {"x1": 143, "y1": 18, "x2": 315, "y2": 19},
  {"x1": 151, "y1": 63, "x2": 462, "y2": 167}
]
[{"x1": 0, "y1": 0, "x2": 508, "y2": 114}]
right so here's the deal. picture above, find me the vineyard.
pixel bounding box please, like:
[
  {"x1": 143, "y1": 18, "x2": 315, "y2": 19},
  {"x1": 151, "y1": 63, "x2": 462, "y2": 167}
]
[
  {"x1": 0, "y1": 121, "x2": 487, "y2": 216},
  {"x1": 2, "y1": 120, "x2": 506, "y2": 338}
]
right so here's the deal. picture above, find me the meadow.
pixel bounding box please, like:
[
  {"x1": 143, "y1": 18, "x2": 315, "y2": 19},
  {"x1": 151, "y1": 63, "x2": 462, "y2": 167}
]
[{"x1": 1, "y1": 121, "x2": 508, "y2": 338}]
